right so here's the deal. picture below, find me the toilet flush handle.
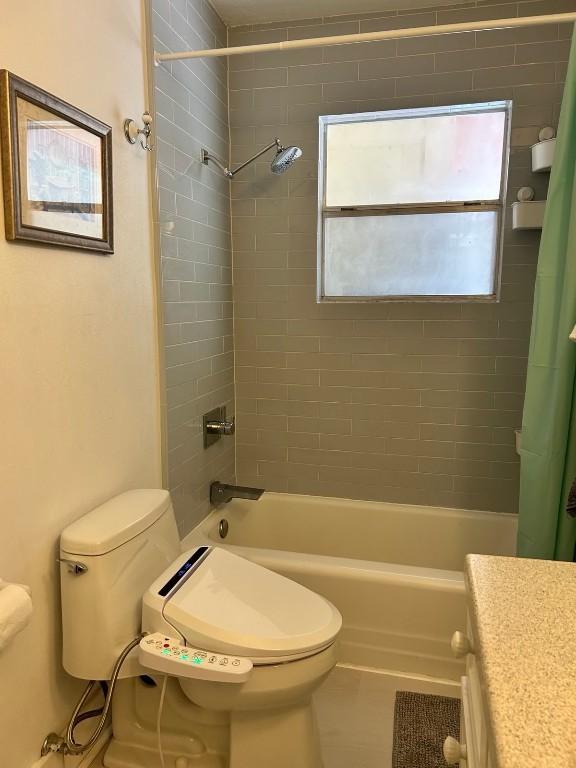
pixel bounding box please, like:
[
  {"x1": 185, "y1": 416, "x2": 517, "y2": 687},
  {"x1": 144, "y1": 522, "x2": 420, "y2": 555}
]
[{"x1": 57, "y1": 558, "x2": 88, "y2": 575}]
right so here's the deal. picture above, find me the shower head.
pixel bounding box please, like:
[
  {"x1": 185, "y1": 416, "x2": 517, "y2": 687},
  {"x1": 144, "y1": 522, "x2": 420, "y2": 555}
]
[
  {"x1": 271, "y1": 145, "x2": 303, "y2": 175},
  {"x1": 201, "y1": 137, "x2": 302, "y2": 179}
]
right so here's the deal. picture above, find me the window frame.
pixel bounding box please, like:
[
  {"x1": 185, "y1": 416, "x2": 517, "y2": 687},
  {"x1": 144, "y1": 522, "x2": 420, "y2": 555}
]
[{"x1": 317, "y1": 101, "x2": 512, "y2": 303}]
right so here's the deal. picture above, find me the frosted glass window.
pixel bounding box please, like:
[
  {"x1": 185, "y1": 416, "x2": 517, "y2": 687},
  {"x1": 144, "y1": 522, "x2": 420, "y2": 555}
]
[
  {"x1": 318, "y1": 101, "x2": 511, "y2": 301},
  {"x1": 325, "y1": 111, "x2": 506, "y2": 207},
  {"x1": 324, "y1": 212, "x2": 498, "y2": 297}
]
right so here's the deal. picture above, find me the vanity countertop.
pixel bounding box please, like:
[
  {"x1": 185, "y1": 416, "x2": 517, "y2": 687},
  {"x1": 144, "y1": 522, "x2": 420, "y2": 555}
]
[{"x1": 465, "y1": 554, "x2": 576, "y2": 768}]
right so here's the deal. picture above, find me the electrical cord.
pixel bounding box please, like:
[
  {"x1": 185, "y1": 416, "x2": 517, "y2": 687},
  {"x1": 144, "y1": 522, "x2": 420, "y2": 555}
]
[{"x1": 157, "y1": 675, "x2": 168, "y2": 768}]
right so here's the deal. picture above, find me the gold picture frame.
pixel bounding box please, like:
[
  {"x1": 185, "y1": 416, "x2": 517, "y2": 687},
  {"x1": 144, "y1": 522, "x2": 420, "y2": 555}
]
[{"x1": 0, "y1": 71, "x2": 113, "y2": 253}]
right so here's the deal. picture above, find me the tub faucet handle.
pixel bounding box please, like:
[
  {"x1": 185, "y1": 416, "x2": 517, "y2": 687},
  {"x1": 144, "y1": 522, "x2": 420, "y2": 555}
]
[
  {"x1": 206, "y1": 416, "x2": 235, "y2": 436},
  {"x1": 203, "y1": 406, "x2": 235, "y2": 448}
]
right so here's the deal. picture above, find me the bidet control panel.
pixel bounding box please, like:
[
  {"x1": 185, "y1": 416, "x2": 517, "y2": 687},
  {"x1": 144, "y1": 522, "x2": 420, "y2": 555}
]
[{"x1": 139, "y1": 633, "x2": 253, "y2": 683}]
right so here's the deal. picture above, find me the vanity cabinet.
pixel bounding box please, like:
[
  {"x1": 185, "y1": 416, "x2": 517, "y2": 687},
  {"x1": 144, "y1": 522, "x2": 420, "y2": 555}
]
[
  {"x1": 453, "y1": 554, "x2": 576, "y2": 768},
  {"x1": 444, "y1": 622, "x2": 495, "y2": 768}
]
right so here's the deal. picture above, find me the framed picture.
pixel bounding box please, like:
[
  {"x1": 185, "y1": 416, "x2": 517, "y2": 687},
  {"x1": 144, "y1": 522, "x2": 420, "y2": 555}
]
[{"x1": 0, "y1": 71, "x2": 113, "y2": 253}]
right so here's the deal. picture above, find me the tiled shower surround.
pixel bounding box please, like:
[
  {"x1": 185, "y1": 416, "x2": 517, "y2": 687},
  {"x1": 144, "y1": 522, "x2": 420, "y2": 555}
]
[
  {"x1": 228, "y1": 0, "x2": 570, "y2": 513},
  {"x1": 152, "y1": 0, "x2": 234, "y2": 535},
  {"x1": 154, "y1": 0, "x2": 571, "y2": 523}
]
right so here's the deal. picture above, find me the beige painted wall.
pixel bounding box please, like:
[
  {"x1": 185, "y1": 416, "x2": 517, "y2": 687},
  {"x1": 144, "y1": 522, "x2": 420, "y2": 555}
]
[{"x1": 0, "y1": 2, "x2": 161, "y2": 766}]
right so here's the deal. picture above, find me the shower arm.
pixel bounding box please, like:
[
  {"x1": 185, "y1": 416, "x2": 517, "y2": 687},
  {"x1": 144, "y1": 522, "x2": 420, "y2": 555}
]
[{"x1": 202, "y1": 139, "x2": 281, "y2": 178}]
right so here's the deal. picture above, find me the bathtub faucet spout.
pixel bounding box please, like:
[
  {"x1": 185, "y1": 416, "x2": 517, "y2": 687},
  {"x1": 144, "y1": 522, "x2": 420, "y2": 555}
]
[{"x1": 210, "y1": 481, "x2": 265, "y2": 506}]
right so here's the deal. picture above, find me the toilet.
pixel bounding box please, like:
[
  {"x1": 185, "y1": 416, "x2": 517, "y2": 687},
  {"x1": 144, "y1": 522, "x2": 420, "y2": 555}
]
[{"x1": 59, "y1": 489, "x2": 342, "y2": 768}]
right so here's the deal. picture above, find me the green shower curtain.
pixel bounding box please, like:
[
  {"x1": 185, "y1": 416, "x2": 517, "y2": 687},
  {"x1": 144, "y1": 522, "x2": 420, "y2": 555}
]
[{"x1": 518, "y1": 31, "x2": 576, "y2": 560}]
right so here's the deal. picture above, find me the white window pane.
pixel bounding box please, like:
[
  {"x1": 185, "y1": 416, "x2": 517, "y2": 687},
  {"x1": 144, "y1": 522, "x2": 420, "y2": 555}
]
[
  {"x1": 325, "y1": 110, "x2": 506, "y2": 207},
  {"x1": 323, "y1": 211, "x2": 498, "y2": 298}
]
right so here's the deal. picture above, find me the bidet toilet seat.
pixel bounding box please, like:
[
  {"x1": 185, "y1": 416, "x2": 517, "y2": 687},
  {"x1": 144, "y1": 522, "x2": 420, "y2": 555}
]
[
  {"x1": 144, "y1": 546, "x2": 342, "y2": 665},
  {"x1": 59, "y1": 490, "x2": 339, "y2": 768}
]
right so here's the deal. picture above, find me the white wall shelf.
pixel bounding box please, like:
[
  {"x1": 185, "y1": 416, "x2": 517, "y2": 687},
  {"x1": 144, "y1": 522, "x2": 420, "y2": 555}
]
[
  {"x1": 531, "y1": 137, "x2": 555, "y2": 173},
  {"x1": 512, "y1": 128, "x2": 555, "y2": 230},
  {"x1": 511, "y1": 200, "x2": 546, "y2": 230}
]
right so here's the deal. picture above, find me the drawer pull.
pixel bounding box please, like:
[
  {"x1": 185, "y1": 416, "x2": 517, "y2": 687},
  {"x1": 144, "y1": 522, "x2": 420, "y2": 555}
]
[
  {"x1": 451, "y1": 631, "x2": 474, "y2": 658},
  {"x1": 443, "y1": 735, "x2": 467, "y2": 764}
]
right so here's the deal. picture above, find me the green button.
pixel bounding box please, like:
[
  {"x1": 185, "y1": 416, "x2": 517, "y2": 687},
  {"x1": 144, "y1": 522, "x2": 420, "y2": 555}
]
[{"x1": 192, "y1": 657, "x2": 203, "y2": 664}]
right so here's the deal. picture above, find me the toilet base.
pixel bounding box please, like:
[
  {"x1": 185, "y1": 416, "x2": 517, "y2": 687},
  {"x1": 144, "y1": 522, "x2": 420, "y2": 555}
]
[
  {"x1": 104, "y1": 740, "x2": 226, "y2": 768},
  {"x1": 230, "y1": 701, "x2": 323, "y2": 768},
  {"x1": 103, "y1": 678, "x2": 229, "y2": 768},
  {"x1": 104, "y1": 645, "x2": 337, "y2": 768},
  {"x1": 179, "y1": 645, "x2": 336, "y2": 768},
  {"x1": 104, "y1": 703, "x2": 322, "y2": 768}
]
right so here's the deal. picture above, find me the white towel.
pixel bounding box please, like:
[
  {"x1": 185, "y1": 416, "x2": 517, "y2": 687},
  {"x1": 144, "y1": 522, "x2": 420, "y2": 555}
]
[{"x1": 0, "y1": 581, "x2": 33, "y2": 652}]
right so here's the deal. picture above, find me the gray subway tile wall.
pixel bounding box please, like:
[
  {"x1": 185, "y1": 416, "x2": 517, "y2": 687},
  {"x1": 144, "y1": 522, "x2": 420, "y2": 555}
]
[
  {"x1": 152, "y1": 0, "x2": 234, "y2": 536},
  {"x1": 228, "y1": 0, "x2": 571, "y2": 513}
]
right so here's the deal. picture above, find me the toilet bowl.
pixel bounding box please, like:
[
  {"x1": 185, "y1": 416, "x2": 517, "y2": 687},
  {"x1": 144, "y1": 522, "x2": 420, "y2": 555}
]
[
  {"x1": 141, "y1": 545, "x2": 342, "y2": 768},
  {"x1": 58, "y1": 490, "x2": 342, "y2": 768},
  {"x1": 180, "y1": 644, "x2": 338, "y2": 768}
]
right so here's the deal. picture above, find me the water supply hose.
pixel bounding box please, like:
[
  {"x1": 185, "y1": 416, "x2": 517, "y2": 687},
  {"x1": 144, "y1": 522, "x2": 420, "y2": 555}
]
[{"x1": 41, "y1": 633, "x2": 145, "y2": 756}]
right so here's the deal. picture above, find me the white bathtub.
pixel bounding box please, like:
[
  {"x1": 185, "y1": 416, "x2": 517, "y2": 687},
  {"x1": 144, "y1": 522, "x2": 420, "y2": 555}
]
[{"x1": 183, "y1": 493, "x2": 517, "y2": 680}]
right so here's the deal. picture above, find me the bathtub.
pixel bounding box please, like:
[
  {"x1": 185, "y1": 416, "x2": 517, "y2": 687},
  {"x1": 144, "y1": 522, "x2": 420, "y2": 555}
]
[{"x1": 183, "y1": 493, "x2": 517, "y2": 681}]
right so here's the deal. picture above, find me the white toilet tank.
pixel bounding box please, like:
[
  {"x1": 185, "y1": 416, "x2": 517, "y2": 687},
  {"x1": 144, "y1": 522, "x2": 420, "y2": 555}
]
[{"x1": 60, "y1": 489, "x2": 180, "y2": 681}]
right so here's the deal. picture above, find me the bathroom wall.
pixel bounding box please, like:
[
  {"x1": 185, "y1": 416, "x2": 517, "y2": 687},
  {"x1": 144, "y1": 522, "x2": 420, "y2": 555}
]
[
  {"x1": 0, "y1": 2, "x2": 161, "y2": 766},
  {"x1": 152, "y1": 0, "x2": 235, "y2": 535},
  {"x1": 229, "y1": 0, "x2": 570, "y2": 513}
]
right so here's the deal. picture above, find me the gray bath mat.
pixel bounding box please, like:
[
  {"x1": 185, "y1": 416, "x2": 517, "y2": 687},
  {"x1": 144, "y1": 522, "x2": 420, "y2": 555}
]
[{"x1": 392, "y1": 691, "x2": 460, "y2": 768}]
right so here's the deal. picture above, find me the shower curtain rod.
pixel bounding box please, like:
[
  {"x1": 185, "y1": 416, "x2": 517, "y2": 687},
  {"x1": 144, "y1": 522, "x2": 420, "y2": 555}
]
[{"x1": 155, "y1": 11, "x2": 576, "y2": 63}]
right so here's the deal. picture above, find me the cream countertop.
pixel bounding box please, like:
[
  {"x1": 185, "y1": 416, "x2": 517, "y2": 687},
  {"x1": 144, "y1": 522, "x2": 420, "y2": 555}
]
[{"x1": 465, "y1": 554, "x2": 576, "y2": 768}]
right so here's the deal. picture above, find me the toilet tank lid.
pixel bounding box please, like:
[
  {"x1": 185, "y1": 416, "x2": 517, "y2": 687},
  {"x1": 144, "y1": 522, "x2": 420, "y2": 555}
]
[{"x1": 60, "y1": 489, "x2": 172, "y2": 556}]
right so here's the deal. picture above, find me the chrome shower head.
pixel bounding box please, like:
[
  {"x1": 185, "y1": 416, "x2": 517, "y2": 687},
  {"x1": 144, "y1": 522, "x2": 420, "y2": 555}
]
[
  {"x1": 202, "y1": 138, "x2": 302, "y2": 179},
  {"x1": 271, "y1": 145, "x2": 303, "y2": 175}
]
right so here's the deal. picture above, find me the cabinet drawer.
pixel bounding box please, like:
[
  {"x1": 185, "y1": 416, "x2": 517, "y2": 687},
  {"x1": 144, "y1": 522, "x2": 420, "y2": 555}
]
[{"x1": 450, "y1": 617, "x2": 493, "y2": 768}]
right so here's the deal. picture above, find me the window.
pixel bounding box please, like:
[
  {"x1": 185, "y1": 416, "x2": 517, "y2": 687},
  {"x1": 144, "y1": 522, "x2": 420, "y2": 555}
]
[{"x1": 317, "y1": 102, "x2": 511, "y2": 302}]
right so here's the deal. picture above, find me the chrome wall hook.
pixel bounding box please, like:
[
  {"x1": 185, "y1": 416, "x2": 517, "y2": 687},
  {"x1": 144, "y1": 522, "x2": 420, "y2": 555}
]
[{"x1": 124, "y1": 111, "x2": 154, "y2": 151}]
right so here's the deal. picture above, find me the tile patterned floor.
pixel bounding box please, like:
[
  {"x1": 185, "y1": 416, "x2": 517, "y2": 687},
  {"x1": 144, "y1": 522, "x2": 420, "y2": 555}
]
[
  {"x1": 90, "y1": 665, "x2": 459, "y2": 768},
  {"x1": 315, "y1": 665, "x2": 459, "y2": 768}
]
